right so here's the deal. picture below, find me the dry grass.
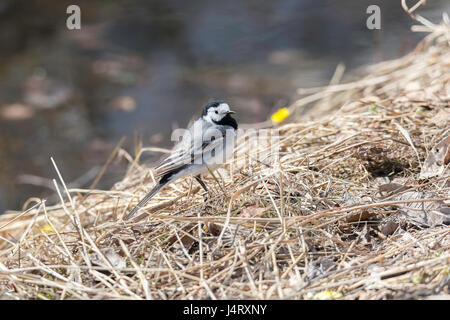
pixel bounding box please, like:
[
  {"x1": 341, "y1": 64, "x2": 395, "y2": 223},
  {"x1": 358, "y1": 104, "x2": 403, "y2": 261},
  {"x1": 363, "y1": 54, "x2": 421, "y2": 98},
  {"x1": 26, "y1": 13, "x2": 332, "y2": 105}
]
[{"x1": 0, "y1": 10, "x2": 449, "y2": 300}]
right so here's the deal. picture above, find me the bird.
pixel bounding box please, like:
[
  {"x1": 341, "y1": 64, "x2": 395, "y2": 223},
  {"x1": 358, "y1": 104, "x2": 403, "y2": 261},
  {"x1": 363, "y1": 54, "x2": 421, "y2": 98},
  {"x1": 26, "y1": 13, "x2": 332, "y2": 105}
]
[{"x1": 124, "y1": 100, "x2": 238, "y2": 220}]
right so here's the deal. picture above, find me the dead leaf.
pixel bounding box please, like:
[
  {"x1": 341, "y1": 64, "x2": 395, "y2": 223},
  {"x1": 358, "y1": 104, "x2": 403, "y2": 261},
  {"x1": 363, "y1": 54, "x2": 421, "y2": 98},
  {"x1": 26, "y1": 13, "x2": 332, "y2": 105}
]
[
  {"x1": 345, "y1": 210, "x2": 376, "y2": 223},
  {"x1": 430, "y1": 109, "x2": 450, "y2": 128},
  {"x1": 90, "y1": 248, "x2": 126, "y2": 269},
  {"x1": 241, "y1": 205, "x2": 266, "y2": 218},
  {"x1": 378, "y1": 183, "x2": 409, "y2": 196},
  {"x1": 393, "y1": 191, "x2": 450, "y2": 227},
  {"x1": 342, "y1": 191, "x2": 376, "y2": 223},
  {"x1": 420, "y1": 136, "x2": 450, "y2": 179},
  {"x1": 380, "y1": 219, "x2": 399, "y2": 236}
]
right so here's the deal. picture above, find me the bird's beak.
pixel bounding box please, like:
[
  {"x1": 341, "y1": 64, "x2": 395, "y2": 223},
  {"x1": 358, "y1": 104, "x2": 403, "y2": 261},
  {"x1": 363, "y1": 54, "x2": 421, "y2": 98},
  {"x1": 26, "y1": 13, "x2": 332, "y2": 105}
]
[{"x1": 227, "y1": 110, "x2": 236, "y2": 114}]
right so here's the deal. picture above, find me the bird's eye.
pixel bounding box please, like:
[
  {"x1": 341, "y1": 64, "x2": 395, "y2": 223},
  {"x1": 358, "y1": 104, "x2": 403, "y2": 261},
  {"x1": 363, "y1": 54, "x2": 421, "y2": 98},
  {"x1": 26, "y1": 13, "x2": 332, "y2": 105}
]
[{"x1": 215, "y1": 110, "x2": 218, "y2": 114}]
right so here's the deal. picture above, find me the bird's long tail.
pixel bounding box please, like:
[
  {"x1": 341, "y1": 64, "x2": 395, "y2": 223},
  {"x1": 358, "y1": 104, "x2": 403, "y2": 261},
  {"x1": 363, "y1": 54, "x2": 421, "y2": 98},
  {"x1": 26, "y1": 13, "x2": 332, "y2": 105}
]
[{"x1": 124, "y1": 181, "x2": 167, "y2": 220}]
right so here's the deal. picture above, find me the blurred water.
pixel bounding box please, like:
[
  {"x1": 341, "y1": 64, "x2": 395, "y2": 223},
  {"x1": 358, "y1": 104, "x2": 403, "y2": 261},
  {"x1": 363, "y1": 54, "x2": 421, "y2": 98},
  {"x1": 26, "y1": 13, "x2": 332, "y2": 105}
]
[{"x1": 0, "y1": 0, "x2": 449, "y2": 212}]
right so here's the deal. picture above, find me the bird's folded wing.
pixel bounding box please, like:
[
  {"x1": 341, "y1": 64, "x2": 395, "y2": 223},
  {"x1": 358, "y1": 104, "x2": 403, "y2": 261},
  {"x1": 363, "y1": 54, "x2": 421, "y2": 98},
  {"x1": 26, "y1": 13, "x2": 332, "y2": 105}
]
[{"x1": 154, "y1": 137, "x2": 228, "y2": 178}]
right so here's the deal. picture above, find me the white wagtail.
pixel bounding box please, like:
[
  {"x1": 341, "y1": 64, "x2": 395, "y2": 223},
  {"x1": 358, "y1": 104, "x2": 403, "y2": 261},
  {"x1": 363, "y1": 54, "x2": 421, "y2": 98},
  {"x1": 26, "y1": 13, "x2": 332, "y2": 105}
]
[{"x1": 125, "y1": 100, "x2": 238, "y2": 220}]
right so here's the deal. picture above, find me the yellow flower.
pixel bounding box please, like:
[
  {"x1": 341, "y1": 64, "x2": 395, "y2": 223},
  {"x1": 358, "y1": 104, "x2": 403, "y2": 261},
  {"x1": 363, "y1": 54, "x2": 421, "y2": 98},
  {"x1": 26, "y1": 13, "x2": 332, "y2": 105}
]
[
  {"x1": 271, "y1": 107, "x2": 290, "y2": 123},
  {"x1": 40, "y1": 225, "x2": 54, "y2": 233},
  {"x1": 313, "y1": 290, "x2": 343, "y2": 300}
]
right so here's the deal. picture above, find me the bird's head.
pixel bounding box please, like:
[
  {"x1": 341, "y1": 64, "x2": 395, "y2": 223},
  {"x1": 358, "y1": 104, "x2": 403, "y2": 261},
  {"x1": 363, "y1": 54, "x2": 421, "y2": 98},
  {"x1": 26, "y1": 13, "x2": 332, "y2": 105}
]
[{"x1": 202, "y1": 100, "x2": 236, "y2": 125}]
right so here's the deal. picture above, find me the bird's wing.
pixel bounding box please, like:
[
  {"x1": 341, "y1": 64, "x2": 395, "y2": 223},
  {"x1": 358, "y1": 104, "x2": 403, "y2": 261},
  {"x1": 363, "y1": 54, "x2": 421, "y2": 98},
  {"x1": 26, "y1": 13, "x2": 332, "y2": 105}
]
[
  {"x1": 154, "y1": 122, "x2": 236, "y2": 178},
  {"x1": 154, "y1": 136, "x2": 228, "y2": 178}
]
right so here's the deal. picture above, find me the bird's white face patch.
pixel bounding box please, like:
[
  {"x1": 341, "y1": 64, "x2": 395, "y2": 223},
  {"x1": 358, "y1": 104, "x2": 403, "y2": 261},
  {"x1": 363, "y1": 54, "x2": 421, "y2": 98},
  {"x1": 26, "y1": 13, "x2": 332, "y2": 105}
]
[
  {"x1": 217, "y1": 103, "x2": 231, "y2": 114},
  {"x1": 205, "y1": 103, "x2": 231, "y2": 122}
]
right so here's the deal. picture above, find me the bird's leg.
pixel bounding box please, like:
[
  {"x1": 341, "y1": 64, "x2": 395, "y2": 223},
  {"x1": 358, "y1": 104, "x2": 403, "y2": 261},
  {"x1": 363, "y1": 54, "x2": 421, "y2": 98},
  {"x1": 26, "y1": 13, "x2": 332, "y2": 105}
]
[
  {"x1": 195, "y1": 175, "x2": 211, "y2": 201},
  {"x1": 195, "y1": 175, "x2": 208, "y2": 192}
]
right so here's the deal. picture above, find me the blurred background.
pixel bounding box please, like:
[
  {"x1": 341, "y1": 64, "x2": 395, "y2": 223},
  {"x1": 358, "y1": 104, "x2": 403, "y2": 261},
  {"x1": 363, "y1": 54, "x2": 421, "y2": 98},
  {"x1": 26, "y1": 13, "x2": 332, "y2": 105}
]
[{"x1": 0, "y1": 0, "x2": 449, "y2": 213}]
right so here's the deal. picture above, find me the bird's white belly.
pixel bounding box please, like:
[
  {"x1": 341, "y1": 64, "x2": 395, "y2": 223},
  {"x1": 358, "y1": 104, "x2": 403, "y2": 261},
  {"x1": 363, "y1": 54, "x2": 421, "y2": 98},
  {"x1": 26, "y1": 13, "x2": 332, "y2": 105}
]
[{"x1": 172, "y1": 163, "x2": 212, "y2": 180}]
